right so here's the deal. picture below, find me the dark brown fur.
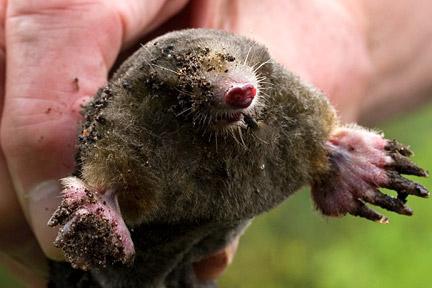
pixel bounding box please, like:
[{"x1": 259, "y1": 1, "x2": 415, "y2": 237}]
[{"x1": 77, "y1": 29, "x2": 335, "y2": 226}]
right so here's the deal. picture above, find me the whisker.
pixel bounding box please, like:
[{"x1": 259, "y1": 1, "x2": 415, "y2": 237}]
[
  {"x1": 230, "y1": 129, "x2": 241, "y2": 146},
  {"x1": 258, "y1": 81, "x2": 274, "y2": 87},
  {"x1": 253, "y1": 59, "x2": 272, "y2": 73},
  {"x1": 174, "y1": 87, "x2": 194, "y2": 97},
  {"x1": 215, "y1": 131, "x2": 219, "y2": 152},
  {"x1": 202, "y1": 114, "x2": 208, "y2": 127},
  {"x1": 252, "y1": 133, "x2": 270, "y2": 145},
  {"x1": 243, "y1": 45, "x2": 254, "y2": 66},
  {"x1": 139, "y1": 44, "x2": 157, "y2": 72},
  {"x1": 139, "y1": 45, "x2": 180, "y2": 76},
  {"x1": 152, "y1": 64, "x2": 181, "y2": 76},
  {"x1": 238, "y1": 126, "x2": 247, "y2": 148},
  {"x1": 259, "y1": 91, "x2": 271, "y2": 99},
  {"x1": 175, "y1": 107, "x2": 192, "y2": 117}
]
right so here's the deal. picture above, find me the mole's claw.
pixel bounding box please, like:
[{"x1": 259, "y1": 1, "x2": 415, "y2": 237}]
[
  {"x1": 351, "y1": 200, "x2": 389, "y2": 224},
  {"x1": 385, "y1": 171, "x2": 430, "y2": 198},
  {"x1": 397, "y1": 192, "x2": 408, "y2": 203},
  {"x1": 363, "y1": 190, "x2": 413, "y2": 216},
  {"x1": 385, "y1": 139, "x2": 413, "y2": 157},
  {"x1": 388, "y1": 153, "x2": 428, "y2": 177}
]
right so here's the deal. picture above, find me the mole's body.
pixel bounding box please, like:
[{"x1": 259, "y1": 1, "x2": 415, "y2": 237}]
[{"x1": 48, "y1": 29, "x2": 428, "y2": 288}]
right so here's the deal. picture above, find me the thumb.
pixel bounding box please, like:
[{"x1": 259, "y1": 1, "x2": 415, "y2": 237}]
[{"x1": 1, "y1": 0, "x2": 186, "y2": 261}]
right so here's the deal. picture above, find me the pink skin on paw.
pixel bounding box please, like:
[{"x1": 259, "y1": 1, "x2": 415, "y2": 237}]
[
  {"x1": 327, "y1": 127, "x2": 392, "y2": 184},
  {"x1": 48, "y1": 177, "x2": 135, "y2": 270}
]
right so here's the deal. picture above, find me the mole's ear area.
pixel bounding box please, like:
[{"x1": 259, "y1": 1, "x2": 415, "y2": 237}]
[
  {"x1": 311, "y1": 125, "x2": 429, "y2": 224},
  {"x1": 48, "y1": 177, "x2": 135, "y2": 270}
]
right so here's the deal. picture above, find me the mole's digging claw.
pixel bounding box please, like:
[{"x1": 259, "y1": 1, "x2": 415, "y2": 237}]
[
  {"x1": 311, "y1": 126, "x2": 428, "y2": 222},
  {"x1": 385, "y1": 171, "x2": 430, "y2": 198},
  {"x1": 363, "y1": 190, "x2": 413, "y2": 215},
  {"x1": 388, "y1": 153, "x2": 428, "y2": 177},
  {"x1": 48, "y1": 177, "x2": 135, "y2": 270},
  {"x1": 350, "y1": 200, "x2": 389, "y2": 224},
  {"x1": 385, "y1": 139, "x2": 413, "y2": 157},
  {"x1": 397, "y1": 192, "x2": 408, "y2": 203}
]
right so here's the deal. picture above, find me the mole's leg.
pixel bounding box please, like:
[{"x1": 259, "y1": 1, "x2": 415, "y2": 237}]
[
  {"x1": 311, "y1": 125, "x2": 429, "y2": 223},
  {"x1": 48, "y1": 177, "x2": 135, "y2": 270}
]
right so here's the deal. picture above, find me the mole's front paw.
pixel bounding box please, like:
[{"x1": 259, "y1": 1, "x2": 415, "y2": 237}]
[
  {"x1": 48, "y1": 177, "x2": 135, "y2": 270},
  {"x1": 311, "y1": 126, "x2": 429, "y2": 223}
]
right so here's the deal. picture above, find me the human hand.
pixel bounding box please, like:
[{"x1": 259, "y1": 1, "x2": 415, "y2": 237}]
[
  {"x1": 0, "y1": 1, "x2": 254, "y2": 286},
  {"x1": 0, "y1": 0, "x2": 237, "y2": 286}
]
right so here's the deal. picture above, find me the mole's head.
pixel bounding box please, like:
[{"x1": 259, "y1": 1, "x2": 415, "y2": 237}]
[{"x1": 140, "y1": 29, "x2": 273, "y2": 135}]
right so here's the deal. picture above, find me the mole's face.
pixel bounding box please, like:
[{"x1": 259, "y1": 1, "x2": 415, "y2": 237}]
[{"x1": 142, "y1": 39, "x2": 272, "y2": 134}]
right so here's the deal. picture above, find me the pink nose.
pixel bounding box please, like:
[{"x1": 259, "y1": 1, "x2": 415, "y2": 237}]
[{"x1": 224, "y1": 83, "x2": 256, "y2": 109}]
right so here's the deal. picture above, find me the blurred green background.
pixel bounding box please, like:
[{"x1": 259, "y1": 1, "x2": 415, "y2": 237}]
[{"x1": 1, "y1": 104, "x2": 431, "y2": 287}]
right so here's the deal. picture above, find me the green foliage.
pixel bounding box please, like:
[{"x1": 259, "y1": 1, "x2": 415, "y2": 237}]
[
  {"x1": 220, "y1": 104, "x2": 432, "y2": 288},
  {"x1": 1, "y1": 104, "x2": 431, "y2": 287}
]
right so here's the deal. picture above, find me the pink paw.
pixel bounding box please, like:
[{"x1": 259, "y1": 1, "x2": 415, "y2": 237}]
[
  {"x1": 312, "y1": 126, "x2": 429, "y2": 223},
  {"x1": 48, "y1": 177, "x2": 135, "y2": 270}
]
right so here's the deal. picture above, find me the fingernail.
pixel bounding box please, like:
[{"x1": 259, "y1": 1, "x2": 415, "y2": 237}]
[{"x1": 27, "y1": 180, "x2": 65, "y2": 261}]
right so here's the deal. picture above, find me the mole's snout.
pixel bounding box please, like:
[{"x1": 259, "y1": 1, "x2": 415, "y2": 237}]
[{"x1": 224, "y1": 84, "x2": 256, "y2": 109}]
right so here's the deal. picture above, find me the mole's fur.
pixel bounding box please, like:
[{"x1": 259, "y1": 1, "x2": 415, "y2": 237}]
[{"x1": 48, "y1": 29, "x2": 429, "y2": 288}]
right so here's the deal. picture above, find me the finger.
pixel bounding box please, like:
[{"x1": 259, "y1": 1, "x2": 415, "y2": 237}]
[
  {"x1": 2, "y1": 0, "x2": 187, "y2": 262},
  {"x1": 350, "y1": 200, "x2": 389, "y2": 224},
  {"x1": 385, "y1": 170, "x2": 429, "y2": 198},
  {"x1": 363, "y1": 190, "x2": 413, "y2": 216},
  {"x1": 114, "y1": 0, "x2": 189, "y2": 49},
  {"x1": 0, "y1": 152, "x2": 50, "y2": 277},
  {"x1": 193, "y1": 236, "x2": 240, "y2": 282},
  {"x1": 4, "y1": 0, "x2": 120, "y2": 261},
  {"x1": 0, "y1": 0, "x2": 50, "y2": 275}
]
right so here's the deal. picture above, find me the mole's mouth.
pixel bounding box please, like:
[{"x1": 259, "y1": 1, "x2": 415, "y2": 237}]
[{"x1": 213, "y1": 112, "x2": 242, "y2": 126}]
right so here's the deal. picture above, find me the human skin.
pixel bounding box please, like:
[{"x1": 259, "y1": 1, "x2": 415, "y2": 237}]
[{"x1": 0, "y1": 0, "x2": 432, "y2": 287}]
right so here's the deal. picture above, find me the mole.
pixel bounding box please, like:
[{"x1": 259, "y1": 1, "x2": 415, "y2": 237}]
[{"x1": 47, "y1": 29, "x2": 429, "y2": 288}]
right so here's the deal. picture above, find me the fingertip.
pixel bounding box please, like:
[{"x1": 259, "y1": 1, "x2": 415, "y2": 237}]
[
  {"x1": 27, "y1": 180, "x2": 65, "y2": 261},
  {"x1": 114, "y1": 0, "x2": 189, "y2": 48},
  {"x1": 193, "y1": 236, "x2": 240, "y2": 282},
  {"x1": 193, "y1": 250, "x2": 229, "y2": 282}
]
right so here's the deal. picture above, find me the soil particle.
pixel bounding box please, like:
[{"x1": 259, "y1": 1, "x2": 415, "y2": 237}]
[
  {"x1": 79, "y1": 87, "x2": 114, "y2": 146},
  {"x1": 73, "y1": 78, "x2": 80, "y2": 92},
  {"x1": 49, "y1": 188, "x2": 132, "y2": 270},
  {"x1": 54, "y1": 210, "x2": 130, "y2": 270},
  {"x1": 147, "y1": 43, "x2": 236, "y2": 119}
]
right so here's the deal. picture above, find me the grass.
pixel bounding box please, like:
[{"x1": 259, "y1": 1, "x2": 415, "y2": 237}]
[{"x1": 1, "y1": 103, "x2": 431, "y2": 287}]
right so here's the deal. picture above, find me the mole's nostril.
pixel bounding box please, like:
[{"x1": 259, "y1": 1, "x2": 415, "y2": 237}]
[{"x1": 224, "y1": 83, "x2": 257, "y2": 109}]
